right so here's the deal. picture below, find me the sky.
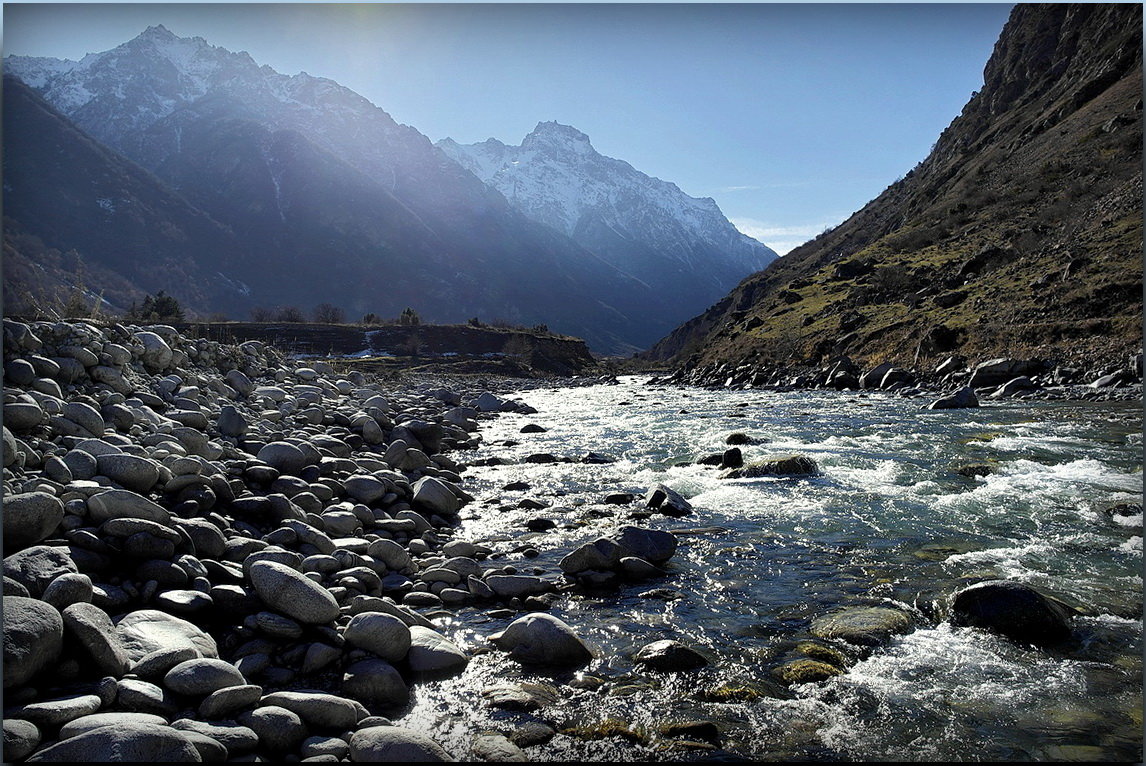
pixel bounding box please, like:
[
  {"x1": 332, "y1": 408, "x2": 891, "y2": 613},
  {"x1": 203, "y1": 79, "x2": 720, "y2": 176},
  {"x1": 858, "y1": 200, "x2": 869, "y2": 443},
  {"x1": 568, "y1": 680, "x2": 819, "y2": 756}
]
[{"x1": 2, "y1": 2, "x2": 1016, "y2": 255}]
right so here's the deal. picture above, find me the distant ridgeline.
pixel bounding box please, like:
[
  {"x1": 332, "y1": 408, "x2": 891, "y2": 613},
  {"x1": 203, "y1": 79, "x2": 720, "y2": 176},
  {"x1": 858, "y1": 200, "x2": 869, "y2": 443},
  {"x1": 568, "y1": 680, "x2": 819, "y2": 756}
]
[
  {"x1": 648, "y1": 4, "x2": 1142, "y2": 373},
  {"x1": 2, "y1": 25, "x2": 772, "y2": 355},
  {"x1": 175, "y1": 323, "x2": 599, "y2": 377}
]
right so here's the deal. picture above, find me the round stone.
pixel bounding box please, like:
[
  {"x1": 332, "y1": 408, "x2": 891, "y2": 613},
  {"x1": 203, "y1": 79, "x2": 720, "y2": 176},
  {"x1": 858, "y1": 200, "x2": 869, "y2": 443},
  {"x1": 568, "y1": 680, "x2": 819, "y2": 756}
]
[
  {"x1": 248, "y1": 560, "x2": 340, "y2": 625},
  {"x1": 3, "y1": 596, "x2": 63, "y2": 689},
  {"x1": 164, "y1": 658, "x2": 246, "y2": 696},
  {"x1": 343, "y1": 612, "x2": 411, "y2": 663},
  {"x1": 350, "y1": 725, "x2": 454, "y2": 762},
  {"x1": 2, "y1": 493, "x2": 64, "y2": 552}
]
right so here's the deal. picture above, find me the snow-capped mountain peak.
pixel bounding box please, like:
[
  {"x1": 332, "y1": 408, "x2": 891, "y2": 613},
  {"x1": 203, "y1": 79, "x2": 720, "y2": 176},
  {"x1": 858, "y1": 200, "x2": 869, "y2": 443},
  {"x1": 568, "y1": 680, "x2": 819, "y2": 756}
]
[
  {"x1": 522, "y1": 120, "x2": 594, "y2": 156},
  {"x1": 438, "y1": 122, "x2": 777, "y2": 284}
]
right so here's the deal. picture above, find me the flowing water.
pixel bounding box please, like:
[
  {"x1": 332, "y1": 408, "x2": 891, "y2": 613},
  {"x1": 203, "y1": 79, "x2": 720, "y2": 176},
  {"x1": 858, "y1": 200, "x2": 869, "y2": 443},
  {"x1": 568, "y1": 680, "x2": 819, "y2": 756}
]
[{"x1": 397, "y1": 377, "x2": 1142, "y2": 761}]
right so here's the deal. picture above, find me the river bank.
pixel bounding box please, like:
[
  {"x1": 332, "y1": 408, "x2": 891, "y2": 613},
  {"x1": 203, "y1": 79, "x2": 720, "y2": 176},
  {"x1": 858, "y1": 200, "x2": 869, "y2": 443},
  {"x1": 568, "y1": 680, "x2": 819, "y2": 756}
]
[
  {"x1": 2, "y1": 318, "x2": 631, "y2": 762},
  {"x1": 3, "y1": 320, "x2": 1141, "y2": 761}
]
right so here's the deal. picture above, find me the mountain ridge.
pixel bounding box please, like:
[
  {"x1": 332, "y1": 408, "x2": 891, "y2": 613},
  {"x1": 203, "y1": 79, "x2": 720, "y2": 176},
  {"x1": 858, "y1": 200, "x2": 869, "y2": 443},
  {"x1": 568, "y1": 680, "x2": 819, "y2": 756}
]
[
  {"x1": 6, "y1": 25, "x2": 765, "y2": 352},
  {"x1": 439, "y1": 120, "x2": 777, "y2": 332}
]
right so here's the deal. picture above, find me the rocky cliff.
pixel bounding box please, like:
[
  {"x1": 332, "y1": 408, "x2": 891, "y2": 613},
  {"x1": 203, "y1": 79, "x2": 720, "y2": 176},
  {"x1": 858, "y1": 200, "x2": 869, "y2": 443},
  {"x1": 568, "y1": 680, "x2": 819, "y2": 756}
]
[{"x1": 649, "y1": 4, "x2": 1142, "y2": 373}]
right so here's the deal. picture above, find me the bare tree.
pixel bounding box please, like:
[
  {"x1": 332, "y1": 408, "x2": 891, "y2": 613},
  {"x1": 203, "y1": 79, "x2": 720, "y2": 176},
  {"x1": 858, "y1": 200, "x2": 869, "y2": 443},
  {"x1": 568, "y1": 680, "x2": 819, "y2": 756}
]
[
  {"x1": 313, "y1": 303, "x2": 345, "y2": 324},
  {"x1": 276, "y1": 305, "x2": 305, "y2": 323}
]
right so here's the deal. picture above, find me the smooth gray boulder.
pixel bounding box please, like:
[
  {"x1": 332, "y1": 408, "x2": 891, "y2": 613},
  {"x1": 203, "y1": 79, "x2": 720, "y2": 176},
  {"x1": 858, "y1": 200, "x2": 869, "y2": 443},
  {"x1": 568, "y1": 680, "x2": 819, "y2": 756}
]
[
  {"x1": 350, "y1": 725, "x2": 455, "y2": 762},
  {"x1": 259, "y1": 690, "x2": 364, "y2": 731},
  {"x1": 342, "y1": 658, "x2": 410, "y2": 707},
  {"x1": 929, "y1": 386, "x2": 980, "y2": 410},
  {"x1": 490, "y1": 613, "x2": 592, "y2": 667},
  {"x1": 3, "y1": 596, "x2": 63, "y2": 689},
  {"x1": 115, "y1": 609, "x2": 219, "y2": 661},
  {"x1": 87, "y1": 489, "x2": 171, "y2": 525},
  {"x1": 164, "y1": 658, "x2": 246, "y2": 696},
  {"x1": 96, "y1": 454, "x2": 161, "y2": 493},
  {"x1": 559, "y1": 538, "x2": 624, "y2": 575},
  {"x1": 406, "y1": 625, "x2": 469, "y2": 675},
  {"x1": 471, "y1": 733, "x2": 527, "y2": 762},
  {"x1": 198, "y1": 684, "x2": 263, "y2": 719},
  {"x1": 248, "y1": 560, "x2": 340, "y2": 625},
  {"x1": 723, "y1": 454, "x2": 818, "y2": 478},
  {"x1": 3, "y1": 718, "x2": 41, "y2": 761},
  {"x1": 633, "y1": 639, "x2": 709, "y2": 671},
  {"x1": 256, "y1": 441, "x2": 310, "y2": 475},
  {"x1": 58, "y1": 712, "x2": 167, "y2": 740},
  {"x1": 411, "y1": 476, "x2": 460, "y2": 515},
  {"x1": 62, "y1": 602, "x2": 132, "y2": 676},
  {"x1": 344, "y1": 611, "x2": 411, "y2": 663},
  {"x1": 134, "y1": 331, "x2": 174, "y2": 372},
  {"x1": 859, "y1": 362, "x2": 894, "y2": 389},
  {"x1": 616, "y1": 526, "x2": 677, "y2": 564},
  {"x1": 3, "y1": 546, "x2": 77, "y2": 598},
  {"x1": 3, "y1": 493, "x2": 64, "y2": 551},
  {"x1": 25, "y1": 721, "x2": 201, "y2": 762},
  {"x1": 237, "y1": 705, "x2": 306, "y2": 754}
]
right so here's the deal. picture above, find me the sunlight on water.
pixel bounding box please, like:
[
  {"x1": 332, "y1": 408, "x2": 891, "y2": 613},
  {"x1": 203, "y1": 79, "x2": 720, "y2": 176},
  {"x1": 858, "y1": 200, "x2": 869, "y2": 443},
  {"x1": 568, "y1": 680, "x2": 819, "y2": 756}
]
[{"x1": 398, "y1": 378, "x2": 1142, "y2": 761}]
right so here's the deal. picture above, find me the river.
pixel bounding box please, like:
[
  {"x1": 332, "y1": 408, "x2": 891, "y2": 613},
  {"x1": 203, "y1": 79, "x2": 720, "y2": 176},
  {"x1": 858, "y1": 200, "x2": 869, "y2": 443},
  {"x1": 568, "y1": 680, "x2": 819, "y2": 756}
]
[{"x1": 395, "y1": 376, "x2": 1142, "y2": 761}]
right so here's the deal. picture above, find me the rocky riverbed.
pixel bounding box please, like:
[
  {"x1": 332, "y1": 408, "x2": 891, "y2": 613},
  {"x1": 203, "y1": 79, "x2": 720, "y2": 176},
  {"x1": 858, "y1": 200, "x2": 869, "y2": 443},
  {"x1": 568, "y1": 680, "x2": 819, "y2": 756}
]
[
  {"x1": 2, "y1": 319, "x2": 1141, "y2": 762},
  {"x1": 1, "y1": 319, "x2": 651, "y2": 762}
]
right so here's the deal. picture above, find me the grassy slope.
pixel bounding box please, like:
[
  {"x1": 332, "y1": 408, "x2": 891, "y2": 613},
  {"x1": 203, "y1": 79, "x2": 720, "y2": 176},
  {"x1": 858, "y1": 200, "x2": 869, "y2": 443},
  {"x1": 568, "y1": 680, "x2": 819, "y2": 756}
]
[{"x1": 650, "y1": 4, "x2": 1142, "y2": 372}]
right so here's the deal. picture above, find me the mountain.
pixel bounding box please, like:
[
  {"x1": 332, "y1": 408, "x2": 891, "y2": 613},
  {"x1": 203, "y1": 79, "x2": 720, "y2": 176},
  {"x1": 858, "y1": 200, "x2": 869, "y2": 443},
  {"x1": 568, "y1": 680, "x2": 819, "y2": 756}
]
[
  {"x1": 2, "y1": 75, "x2": 251, "y2": 317},
  {"x1": 648, "y1": 3, "x2": 1142, "y2": 374},
  {"x1": 439, "y1": 122, "x2": 777, "y2": 327},
  {"x1": 4, "y1": 25, "x2": 694, "y2": 352}
]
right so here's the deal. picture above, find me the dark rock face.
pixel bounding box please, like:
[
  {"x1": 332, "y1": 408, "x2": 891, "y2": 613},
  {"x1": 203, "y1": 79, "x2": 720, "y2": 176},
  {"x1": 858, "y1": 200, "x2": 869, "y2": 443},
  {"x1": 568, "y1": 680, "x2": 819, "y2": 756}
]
[{"x1": 950, "y1": 580, "x2": 1075, "y2": 646}]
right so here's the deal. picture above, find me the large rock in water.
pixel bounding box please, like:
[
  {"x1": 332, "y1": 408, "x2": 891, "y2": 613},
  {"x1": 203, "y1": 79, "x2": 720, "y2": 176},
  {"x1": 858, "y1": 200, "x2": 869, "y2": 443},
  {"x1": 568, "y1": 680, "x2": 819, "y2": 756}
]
[
  {"x1": 490, "y1": 613, "x2": 593, "y2": 667},
  {"x1": 632, "y1": 639, "x2": 709, "y2": 671},
  {"x1": 810, "y1": 606, "x2": 914, "y2": 647},
  {"x1": 3, "y1": 596, "x2": 63, "y2": 689},
  {"x1": 950, "y1": 580, "x2": 1075, "y2": 646},
  {"x1": 928, "y1": 386, "x2": 980, "y2": 410},
  {"x1": 350, "y1": 725, "x2": 455, "y2": 762},
  {"x1": 723, "y1": 454, "x2": 818, "y2": 478},
  {"x1": 616, "y1": 526, "x2": 677, "y2": 564},
  {"x1": 644, "y1": 484, "x2": 692, "y2": 516}
]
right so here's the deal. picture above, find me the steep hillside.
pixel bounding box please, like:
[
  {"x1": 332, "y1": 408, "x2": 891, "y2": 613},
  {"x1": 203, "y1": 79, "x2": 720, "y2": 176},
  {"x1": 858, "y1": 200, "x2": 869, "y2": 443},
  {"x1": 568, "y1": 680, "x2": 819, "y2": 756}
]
[
  {"x1": 650, "y1": 4, "x2": 1142, "y2": 373},
  {"x1": 2, "y1": 76, "x2": 251, "y2": 316}
]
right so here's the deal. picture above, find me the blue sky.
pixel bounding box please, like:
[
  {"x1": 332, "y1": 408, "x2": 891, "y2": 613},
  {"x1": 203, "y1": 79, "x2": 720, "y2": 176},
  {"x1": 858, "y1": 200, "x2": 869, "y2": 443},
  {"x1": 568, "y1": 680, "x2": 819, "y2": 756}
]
[{"x1": 3, "y1": 2, "x2": 1015, "y2": 254}]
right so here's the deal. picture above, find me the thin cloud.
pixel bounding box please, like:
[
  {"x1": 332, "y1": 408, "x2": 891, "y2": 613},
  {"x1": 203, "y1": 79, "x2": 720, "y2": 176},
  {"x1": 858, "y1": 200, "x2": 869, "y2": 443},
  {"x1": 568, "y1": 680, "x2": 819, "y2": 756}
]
[{"x1": 731, "y1": 216, "x2": 843, "y2": 255}]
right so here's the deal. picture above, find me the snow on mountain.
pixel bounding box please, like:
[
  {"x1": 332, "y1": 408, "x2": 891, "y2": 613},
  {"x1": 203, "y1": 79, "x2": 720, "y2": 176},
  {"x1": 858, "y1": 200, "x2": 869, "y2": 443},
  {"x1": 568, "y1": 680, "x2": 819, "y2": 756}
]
[
  {"x1": 438, "y1": 121, "x2": 778, "y2": 284},
  {"x1": 4, "y1": 26, "x2": 774, "y2": 350},
  {"x1": 3, "y1": 24, "x2": 418, "y2": 183}
]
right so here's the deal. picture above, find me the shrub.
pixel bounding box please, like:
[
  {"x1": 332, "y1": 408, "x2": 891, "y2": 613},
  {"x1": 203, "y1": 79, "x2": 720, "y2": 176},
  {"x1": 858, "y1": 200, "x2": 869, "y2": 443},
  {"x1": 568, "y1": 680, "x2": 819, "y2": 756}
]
[{"x1": 127, "y1": 290, "x2": 184, "y2": 322}]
